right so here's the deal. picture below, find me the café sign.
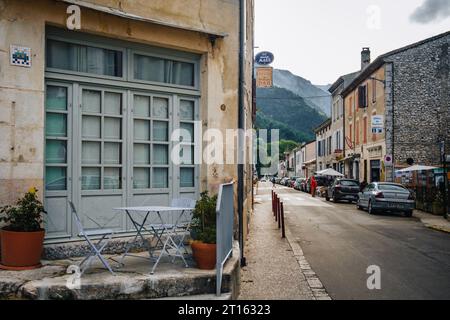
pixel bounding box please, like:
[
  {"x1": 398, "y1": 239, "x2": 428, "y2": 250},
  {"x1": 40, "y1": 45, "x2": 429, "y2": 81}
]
[{"x1": 255, "y1": 51, "x2": 274, "y2": 65}]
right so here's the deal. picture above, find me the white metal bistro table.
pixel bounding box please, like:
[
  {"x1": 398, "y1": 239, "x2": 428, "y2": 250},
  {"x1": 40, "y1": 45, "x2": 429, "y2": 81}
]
[{"x1": 113, "y1": 206, "x2": 194, "y2": 274}]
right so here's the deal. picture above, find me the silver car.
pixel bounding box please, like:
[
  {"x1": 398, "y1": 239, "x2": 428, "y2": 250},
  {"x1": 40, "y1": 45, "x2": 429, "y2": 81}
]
[{"x1": 357, "y1": 182, "x2": 415, "y2": 217}]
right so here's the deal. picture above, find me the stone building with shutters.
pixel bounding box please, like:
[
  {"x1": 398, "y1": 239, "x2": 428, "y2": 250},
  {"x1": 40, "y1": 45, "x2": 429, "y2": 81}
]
[
  {"x1": 342, "y1": 32, "x2": 450, "y2": 183},
  {"x1": 0, "y1": 0, "x2": 255, "y2": 252}
]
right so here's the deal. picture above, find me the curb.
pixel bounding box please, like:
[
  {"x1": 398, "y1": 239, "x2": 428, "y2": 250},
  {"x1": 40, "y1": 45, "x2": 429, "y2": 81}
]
[
  {"x1": 284, "y1": 227, "x2": 332, "y2": 300},
  {"x1": 422, "y1": 223, "x2": 450, "y2": 234}
]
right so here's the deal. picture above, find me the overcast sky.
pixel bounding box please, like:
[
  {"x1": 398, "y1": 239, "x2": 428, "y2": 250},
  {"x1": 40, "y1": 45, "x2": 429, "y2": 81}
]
[{"x1": 255, "y1": 0, "x2": 450, "y2": 85}]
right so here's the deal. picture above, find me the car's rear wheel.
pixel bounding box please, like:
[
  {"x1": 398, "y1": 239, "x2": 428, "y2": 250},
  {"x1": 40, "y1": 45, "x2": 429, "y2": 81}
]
[
  {"x1": 404, "y1": 210, "x2": 413, "y2": 217},
  {"x1": 333, "y1": 194, "x2": 338, "y2": 203},
  {"x1": 368, "y1": 201, "x2": 376, "y2": 215}
]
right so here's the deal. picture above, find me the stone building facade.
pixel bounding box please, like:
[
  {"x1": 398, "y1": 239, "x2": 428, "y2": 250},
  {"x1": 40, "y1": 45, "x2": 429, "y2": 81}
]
[
  {"x1": 342, "y1": 31, "x2": 450, "y2": 183},
  {"x1": 0, "y1": 0, "x2": 255, "y2": 246}
]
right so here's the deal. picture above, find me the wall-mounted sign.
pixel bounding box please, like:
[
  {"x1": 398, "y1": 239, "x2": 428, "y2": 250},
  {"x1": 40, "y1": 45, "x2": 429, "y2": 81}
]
[
  {"x1": 372, "y1": 128, "x2": 384, "y2": 134},
  {"x1": 371, "y1": 115, "x2": 384, "y2": 135},
  {"x1": 256, "y1": 67, "x2": 273, "y2": 88},
  {"x1": 372, "y1": 115, "x2": 384, "y2": 128},
  {"x1": 10, "y1": 45, "x2": 31, "y2": 67},
  {"x1": 255, "y1": 51, "x2": 274, "y2": 65}
]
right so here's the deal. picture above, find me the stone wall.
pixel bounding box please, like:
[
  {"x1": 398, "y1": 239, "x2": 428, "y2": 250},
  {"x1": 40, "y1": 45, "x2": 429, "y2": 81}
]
[{"x1": 385, "y1": 33, "x2": 450, "y2": 166}]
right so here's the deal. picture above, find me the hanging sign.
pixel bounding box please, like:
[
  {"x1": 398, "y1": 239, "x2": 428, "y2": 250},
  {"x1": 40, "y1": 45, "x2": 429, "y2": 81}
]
[
  {"x1": 256, "y1": 67, "x2": 273, "y2": 88},
  {"x1": 255, "y1": 51, "x2": 275, "y2": 65}
]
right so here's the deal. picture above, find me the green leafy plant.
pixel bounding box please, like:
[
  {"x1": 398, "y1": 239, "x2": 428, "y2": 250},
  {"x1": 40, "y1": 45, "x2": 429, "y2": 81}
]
[
  {"x1": 0, "y1": 188, "x2": 46, "y2": 232},
  {"x1": 190, "y1": 191, "x2": 217, "y2": 244}
]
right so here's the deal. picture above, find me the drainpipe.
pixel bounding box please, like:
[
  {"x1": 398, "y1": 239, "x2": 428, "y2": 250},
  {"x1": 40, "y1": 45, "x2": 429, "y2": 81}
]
[{"x1": 238, "y1": 0, "x2": 246, "y2": 267}]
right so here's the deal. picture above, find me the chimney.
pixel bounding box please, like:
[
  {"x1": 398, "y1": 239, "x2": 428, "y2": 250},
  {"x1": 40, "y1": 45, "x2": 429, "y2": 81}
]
[{"x1": 361, "y1": 47, "x2": 371, "y2": 70}]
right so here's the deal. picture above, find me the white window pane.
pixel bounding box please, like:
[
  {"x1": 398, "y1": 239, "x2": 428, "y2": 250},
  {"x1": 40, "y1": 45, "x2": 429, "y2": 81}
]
[
  {"x1": 82, "y1": 142, "x2": 101, "y2": 164},
  {"x1": 46, "y1": 140, "x2": 67, "y2": 164},
  {"x1": 153, "y1": 145, "x2": 168, "y2": 165},
  {"x1": 82, "y1": 116, "x2": 101, "y2": 139},
  {"x1": 179, "y1": 145, "x2": 194, "y2": 165},
  {"x1": 46, "y1": 86, "x2": 67, "y2": 111},
  {"x1": 180, "y1": 168, "x2": 195, "y2": 188},
  {"x1": 105, "y1": 92, "x2": 122, "y2": 115},
  {"x1": 180, "y1": 100, "x2": 194, "y2": 120},
  {"x1": 153, "y1": 97, "x2": 168, "y2": 119},
  {"x1": 134, "y1": 95, "x2": 150, "y2": 117},
  {"x1": 46, "y1": 113, "x2": 67, "y2": 137},
  {"x1": 153, "y1": 121, "x2": 168, "y2": 142},
  {"x1": 45, "y1": 167, "x2": 66, "y2": 191},
  {"x1": 134, "y1": 120, "x2": 150, "y2": 141},
  {"x1": 104, "y1": 168, "x2": 121, "y2": 190},
  {"x1": 104, "y1": 117, "x2": 121, "y2": 140},
  {"x1": 180, "y1": 122, "x2": 194, "y2": 142},
  {"x1": 82, "y1": 168, "x2": 101, "y2": 190},
  {"x1": 82, "y1": 90, "x2": 101, "y2": 113},
  {"x1": 134, "y1": 168, "x2": 150, "y2": 189},
  {"x1": 104, "y1": 143, "x2": 121, "y2": 165},
  {"x1": 153, "y1": 168, "x2": 168, "y2": 188},
  {"x1": 134, "y1": 144, "x2": 150, "y2": 165}
]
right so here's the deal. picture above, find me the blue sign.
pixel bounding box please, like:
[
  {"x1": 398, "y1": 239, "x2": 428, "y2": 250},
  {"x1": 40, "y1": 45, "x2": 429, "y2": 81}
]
[{"x1": 255, "y1": 51, "x2": 274, "y2": 65}]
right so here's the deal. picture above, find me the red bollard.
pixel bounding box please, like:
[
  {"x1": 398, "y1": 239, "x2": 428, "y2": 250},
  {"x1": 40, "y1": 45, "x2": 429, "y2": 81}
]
[
  {"x1": 281, "y1": 202, "x2": 286, "y2": 238},
  {"x1": 272, "y1": 191, "x2": 275, "y2": 216},
  {"x1": 278, "y1": 201, "x2": 282, "y2": 229},
  {"x1": 275, "y1": 195, "x2": 279, "y2": 222}
]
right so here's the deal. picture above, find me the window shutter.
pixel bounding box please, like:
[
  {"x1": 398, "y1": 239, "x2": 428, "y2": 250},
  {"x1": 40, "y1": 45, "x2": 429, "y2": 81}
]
[{"x1": 358, "y1": 86, "x2": 367, "y2": 108}]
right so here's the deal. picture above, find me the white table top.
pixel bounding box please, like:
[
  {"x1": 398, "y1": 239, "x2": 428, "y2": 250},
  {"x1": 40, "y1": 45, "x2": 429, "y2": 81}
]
[{"x1": 114, "y1": 206, "x2": 194, "y2": 212}]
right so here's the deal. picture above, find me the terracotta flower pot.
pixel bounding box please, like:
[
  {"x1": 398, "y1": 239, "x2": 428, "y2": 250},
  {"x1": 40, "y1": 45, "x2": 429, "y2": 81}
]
[
  {"x1": 0, "y1": 229, "x2": 45, "y2": 270},
  {"x1": 191, "y1": 241, "x2": 216, "y2": 270}
]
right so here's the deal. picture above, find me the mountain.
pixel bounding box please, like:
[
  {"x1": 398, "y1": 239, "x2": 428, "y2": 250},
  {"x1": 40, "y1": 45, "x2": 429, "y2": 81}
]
[
  {"x1": 256, "y1": 86, "x2": 328, "y2": 143},
  {"x1": 273, "y1": 69, "x2": 332, "y2": 116},
  {"x1": 315, "y1": 84, "x2": 332, "y2": 92}
]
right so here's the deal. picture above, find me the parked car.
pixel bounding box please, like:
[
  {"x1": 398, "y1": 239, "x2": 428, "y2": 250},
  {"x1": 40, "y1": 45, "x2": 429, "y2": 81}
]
[
  {"x1": 300, "y1": 179, "x2": 308, "y2": 192},
  {"x1": 294, "y1": 178, "x2": 306, "y2": 190},
  {"x1": 288, "y1": 177, "x2": 299, "y2": 188},
  {"x1": 326, "y1": 179, "x2": 360, "y2": 203},
  {"x1": 356, "y1": 182, "x2": 415, "y2": 217},
  {"x1": 281, "y1": 177, "x2": 290, "y2": 186}
]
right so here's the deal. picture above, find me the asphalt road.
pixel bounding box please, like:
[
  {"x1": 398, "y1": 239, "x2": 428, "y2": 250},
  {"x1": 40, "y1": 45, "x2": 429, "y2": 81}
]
[{"x1": 257, "y1": 182, "x2": 450, "y2": 300}]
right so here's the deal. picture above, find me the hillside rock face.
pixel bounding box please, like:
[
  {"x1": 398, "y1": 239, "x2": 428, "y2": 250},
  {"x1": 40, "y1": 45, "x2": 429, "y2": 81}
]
[
  {"x1": 256, "y1": 87, "x2": 327, "y2": 143},
  {"x1": 273, "y1": 69, "x2": 332, "y2": 116}
]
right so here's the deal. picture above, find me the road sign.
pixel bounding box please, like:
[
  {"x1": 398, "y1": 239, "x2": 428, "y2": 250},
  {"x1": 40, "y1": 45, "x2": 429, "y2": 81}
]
[
  {"x1": 256, "y1": 67, "x2": 273, "y2": 88},
  {"x1": 384, "y1": 154, "x2": 393, "y2": 166}
]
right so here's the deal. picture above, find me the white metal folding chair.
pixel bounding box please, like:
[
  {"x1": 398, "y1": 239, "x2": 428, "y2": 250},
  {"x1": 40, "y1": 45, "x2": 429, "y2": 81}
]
[
  {"x1": 170, "y1": 198, "x2": 196, "y2": 255},
  {"x1": 68, "y1": 201, "x2": 116, "y2": 276}
]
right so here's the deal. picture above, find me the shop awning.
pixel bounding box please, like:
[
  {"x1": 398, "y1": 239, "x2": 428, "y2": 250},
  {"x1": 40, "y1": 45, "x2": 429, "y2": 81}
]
[
  {"x1": 396, "y1": 165, "x2": 438, "y2": 173},
  {"x1": 59, "y1": 0, "x2": 228, "y2": 38}
]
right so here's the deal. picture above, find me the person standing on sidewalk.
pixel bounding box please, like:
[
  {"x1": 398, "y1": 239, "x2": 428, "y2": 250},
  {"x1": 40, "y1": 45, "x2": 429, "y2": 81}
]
[{"x1": 311, "y1": 176, "x2": 317, "y2": 197}]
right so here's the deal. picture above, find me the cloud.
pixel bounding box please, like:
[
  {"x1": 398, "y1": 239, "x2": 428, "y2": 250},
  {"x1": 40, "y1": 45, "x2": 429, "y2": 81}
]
[{"x1": 410, "y1": 0, "x2": 450, "y2": 24}]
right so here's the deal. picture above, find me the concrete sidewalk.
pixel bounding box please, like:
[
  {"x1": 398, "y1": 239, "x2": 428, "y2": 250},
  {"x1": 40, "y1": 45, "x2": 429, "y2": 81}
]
[
  {"x1": 414, "y1": 210, "x2": 450, "y2": 234},
  {"x1": 238, "y1": 189, "x2": 329, "y2": 300}
]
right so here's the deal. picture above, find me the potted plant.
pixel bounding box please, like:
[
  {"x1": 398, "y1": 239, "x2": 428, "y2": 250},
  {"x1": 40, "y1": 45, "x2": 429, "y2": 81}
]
[
  {"x1": 0, "y1": 187, "x2": 46, "y2": 270},
  {"x1": 190, "y1": 191, "x2": 217, "y2": 270},
  {"x1": 431, "y1": 190, "x2": 445, "y2": 216}
]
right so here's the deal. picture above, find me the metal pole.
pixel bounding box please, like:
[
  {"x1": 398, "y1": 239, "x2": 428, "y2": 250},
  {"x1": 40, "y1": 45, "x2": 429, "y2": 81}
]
[
  {"x1": 238, "y1": 0, "x2": 246, "y2": 267},
  {"x1": 281, "y1": 202, "x2": 286, "y2": 238}
]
